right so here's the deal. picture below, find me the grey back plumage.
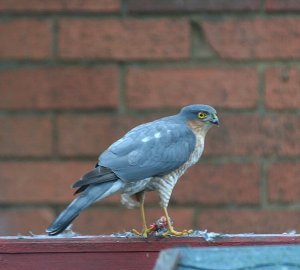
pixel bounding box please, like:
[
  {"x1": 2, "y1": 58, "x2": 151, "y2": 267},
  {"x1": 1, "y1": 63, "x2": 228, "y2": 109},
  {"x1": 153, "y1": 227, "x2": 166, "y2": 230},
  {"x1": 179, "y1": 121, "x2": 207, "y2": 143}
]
[{"x1": 99, "y1": 116, "x2": 196, "y2": 181}]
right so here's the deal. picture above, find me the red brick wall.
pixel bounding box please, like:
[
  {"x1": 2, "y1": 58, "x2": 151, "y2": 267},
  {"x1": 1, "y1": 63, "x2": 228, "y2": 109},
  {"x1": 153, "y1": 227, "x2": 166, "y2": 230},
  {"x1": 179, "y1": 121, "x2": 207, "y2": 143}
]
[{"x1": 0, "y1": 0, "x2": 300, "y2": 236}]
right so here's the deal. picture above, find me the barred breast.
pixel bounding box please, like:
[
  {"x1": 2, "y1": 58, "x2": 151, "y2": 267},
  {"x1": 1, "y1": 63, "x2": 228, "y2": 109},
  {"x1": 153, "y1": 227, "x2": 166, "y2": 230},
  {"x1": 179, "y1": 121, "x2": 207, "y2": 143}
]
[{"x1": 147, "y1": 132, "x2": 205, "y2": 208}]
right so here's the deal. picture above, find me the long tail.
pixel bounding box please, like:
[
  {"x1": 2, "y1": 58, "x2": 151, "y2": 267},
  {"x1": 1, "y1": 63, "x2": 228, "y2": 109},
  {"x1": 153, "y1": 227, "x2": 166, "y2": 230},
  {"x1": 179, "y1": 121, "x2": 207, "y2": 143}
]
[{"x1": 46, "y1": 180, "x2": 124, "y2": 236}]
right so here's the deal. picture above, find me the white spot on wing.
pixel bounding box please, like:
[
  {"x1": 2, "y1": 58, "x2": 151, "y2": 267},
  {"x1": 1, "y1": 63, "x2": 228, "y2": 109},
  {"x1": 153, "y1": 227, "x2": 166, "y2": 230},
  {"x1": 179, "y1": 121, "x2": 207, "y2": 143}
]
[
  {"x1": 154, "y1": 132, "x2": 161, "y2": 138},
  {"x1": 128, "y1": 150, "x2": 142, "y2": 165},
  {"x1": 141, "y1": 136, "x2": 151, "y2": 142}
]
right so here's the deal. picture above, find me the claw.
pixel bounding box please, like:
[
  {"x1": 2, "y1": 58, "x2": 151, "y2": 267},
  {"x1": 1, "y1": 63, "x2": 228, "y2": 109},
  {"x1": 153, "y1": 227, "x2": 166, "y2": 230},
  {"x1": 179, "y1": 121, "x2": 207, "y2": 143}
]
[
  {"x1": 161, "y1": 207, "x2": 193, "y2": 237},
  {"x1": 162, "y1": 227, "x2": 193, "y2": 237},
  {"x1": 131, "y1": 227, "x2": 153, "y2": 238},
  {"x1": 132, "y1": 204, "x2": 193, "y2": 238}
]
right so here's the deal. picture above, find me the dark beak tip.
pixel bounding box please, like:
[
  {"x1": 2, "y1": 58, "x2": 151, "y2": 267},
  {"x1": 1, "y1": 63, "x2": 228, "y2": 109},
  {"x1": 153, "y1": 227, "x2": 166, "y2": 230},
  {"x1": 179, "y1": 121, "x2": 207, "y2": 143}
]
[{"x1": 211, "y1": 119, "x2": 219, "y2": 126}]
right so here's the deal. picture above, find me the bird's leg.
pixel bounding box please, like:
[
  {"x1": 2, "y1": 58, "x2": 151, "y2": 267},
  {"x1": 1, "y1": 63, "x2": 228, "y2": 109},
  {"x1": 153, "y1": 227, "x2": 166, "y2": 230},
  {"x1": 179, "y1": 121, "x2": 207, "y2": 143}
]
[
  {"x1": 162, "y1": 207, "x2": 193, "y2": 237},
  {"x1": 131, "y1": 192, "x2": 152, "y2": 237}
]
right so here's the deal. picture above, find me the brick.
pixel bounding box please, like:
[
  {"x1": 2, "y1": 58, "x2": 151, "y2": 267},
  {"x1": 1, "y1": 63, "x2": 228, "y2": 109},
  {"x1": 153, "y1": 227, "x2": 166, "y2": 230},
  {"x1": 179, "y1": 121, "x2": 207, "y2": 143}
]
[
  {"x1": 268, "y1": 162, "x2": 300, "y2": 203},
  {"x1": 0, "y1": 208, "x2": 54, "y2": 235},
  {"x1": 58, "y1": 115, "x2": 123, "y2": 156},
  {"x1": 206, "y1": 115, "x2": 261, "y2": 156},
  {"x1": 0, "y1": 116, "x2": 52, "y2": 156},
  {"x1": 265, "y1": 68, "x2": 300, "y2": 109},
  {"x1": 0, "y1": 67, "x2": 118, "y2": 110},
  {"x1": 198, "y1": 210, "x2": 300, "y2": 233},
  {"x1": 126, "y1": 68, "x2": 257, "y2": 109},
  {"x1": 0, "y1": 0, "x2": 120, "y2": 12},
  {"x1": 203, "y1": 18, "x2": 300, "y2": 59},
  {"x1": 58, "y1": 19, "x2": 189, "y2": 60},
  {"x1": 172, "y1": 163, "x2": 260, "y2": 205},
  {"x1": 128, "y1": 0, "x2": 260, "y2": 13},
  {"x1": 206, "y1": 114, "x2": 300, "y2": 156},
  {"x1": 266, "y1": 0, "x2": 300, "y2": 11},
  {"x1": 0, "y1": 19, "x2": 51, "y2": 60},
  {"x1": 0, "y1": 162, "x2": 93, "y2": 203},
  {"x1": 57, "y1": 115, "x2": 158, "y2": 156},
  {"x1": 73, "y1": 207, "x2": 194, "y2": 234}
]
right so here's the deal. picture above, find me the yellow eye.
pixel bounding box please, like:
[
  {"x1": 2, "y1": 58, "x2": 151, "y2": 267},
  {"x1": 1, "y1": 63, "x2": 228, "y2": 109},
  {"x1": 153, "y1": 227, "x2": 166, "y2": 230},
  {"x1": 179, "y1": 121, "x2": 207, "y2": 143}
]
[{"x1": 198, "y1": 112, "x2": 207, "y2": 119}]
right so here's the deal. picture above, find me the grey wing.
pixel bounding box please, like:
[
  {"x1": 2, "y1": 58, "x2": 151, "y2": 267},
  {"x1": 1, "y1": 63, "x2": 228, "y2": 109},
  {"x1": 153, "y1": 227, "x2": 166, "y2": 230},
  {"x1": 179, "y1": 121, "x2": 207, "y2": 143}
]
[{"x1": 99, "y1": 120, "x2": 196, "y2": 181}]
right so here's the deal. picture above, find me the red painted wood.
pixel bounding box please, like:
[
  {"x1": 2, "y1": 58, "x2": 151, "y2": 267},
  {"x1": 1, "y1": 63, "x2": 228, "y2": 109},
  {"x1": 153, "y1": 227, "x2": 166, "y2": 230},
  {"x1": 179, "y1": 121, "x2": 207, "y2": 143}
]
[
  {"x1": 0, "y1": 253, "x2": 157, "y2": 270},
  {"x1": 0, "y1": 235, "x2": 300, "y2": 270}
]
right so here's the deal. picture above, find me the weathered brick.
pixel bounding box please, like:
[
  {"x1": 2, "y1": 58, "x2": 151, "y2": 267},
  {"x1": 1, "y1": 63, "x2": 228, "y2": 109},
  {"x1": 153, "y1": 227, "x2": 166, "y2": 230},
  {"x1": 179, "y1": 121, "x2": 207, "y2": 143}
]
[
  {"x1": 126, "y1": 68, "x2": 257, "y2": 109},
  {"x1": 203, "y1": 18, "x2": 300, "y2": 59},
  {"x1": 206, "y1": 114, "x2": 300, "y2": 156},
  {"x1": 57, "y1": 115, "x2": 158, "y2": 156},
  {"x1": 198, "y1": 210, "x2": 300, "y2": 233},
  {"x1": 58, "y1": 115, "x2": 121, "y2": 156},
  {"x1": 58, "y1": 19, "x2": 189, "y2": 60},
  {"x1": 0, "y1": 208, "x2": 54, "y2": 235},
  {"x1": 206, "y1": 115, "x2": 261, "y2": 156},
  {"x1": 74, "y1": 207, "x2": 194, "y2": 234},
  {"x1": 265, "y1": 68, "x2": 300, "y2": 109},
  {"x1": 0, "y1": 162, "x2": 92, "y2": 203},
  {"x1": 0, "y1": 116, "x2": 52, "y2": 156},
  {"x1": 267, "y1": 162, "x2": 300, "y2": 203},
  {"x1": 0, "y1": 19, "x2": 51, "y2": 59},
  {"x1": 0, "y1": 0, "x2": 120, "y2": 12},
  {"x1": 266, "y1": 0, "x2": 300, "y2": 11},
  {"x1": 128, "y1": 0, "x2": 260, "y2": 13},
  {"x1": 0, "y1": 67, "x2": 118, "y2": 110},
  {"x1": 172, "y1": 163, "x2": 260, "y2": 205}
]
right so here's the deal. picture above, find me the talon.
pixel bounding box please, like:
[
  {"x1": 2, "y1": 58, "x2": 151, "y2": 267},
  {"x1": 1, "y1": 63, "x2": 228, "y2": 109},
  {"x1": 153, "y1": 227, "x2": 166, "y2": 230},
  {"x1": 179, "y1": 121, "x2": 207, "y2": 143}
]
[
  {"x1": 131, "y1": 227, "x2": 154, "y2": 238},
  {"x1": 161, "y1": 208, "x2": 192, "y2": 237},
  {"x1": 162, "y1": 227, "x2": 193, "y2": 237}
]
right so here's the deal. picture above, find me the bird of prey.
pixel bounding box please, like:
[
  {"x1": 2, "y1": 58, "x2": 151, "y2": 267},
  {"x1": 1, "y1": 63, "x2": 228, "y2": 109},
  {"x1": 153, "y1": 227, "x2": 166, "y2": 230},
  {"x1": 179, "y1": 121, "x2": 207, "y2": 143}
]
[{"x1": 47, "y1": 104, "x2": 219, "y2": 237}]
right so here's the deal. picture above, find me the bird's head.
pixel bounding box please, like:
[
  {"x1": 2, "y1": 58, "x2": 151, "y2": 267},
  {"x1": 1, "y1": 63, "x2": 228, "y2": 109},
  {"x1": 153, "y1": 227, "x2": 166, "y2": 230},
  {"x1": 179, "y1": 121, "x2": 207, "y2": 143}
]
[{"x1": 179, "y1": 104, "x2": 219, "y2": 133}]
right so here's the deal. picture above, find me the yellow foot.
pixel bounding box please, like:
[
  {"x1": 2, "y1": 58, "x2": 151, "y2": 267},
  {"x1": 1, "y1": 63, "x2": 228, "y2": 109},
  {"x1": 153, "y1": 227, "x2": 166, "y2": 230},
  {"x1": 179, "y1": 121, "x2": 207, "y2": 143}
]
[
  {"x1": 162, "y1": 227, "x2": 193, "y2": 237},
  {"x1": 131, "y1": 228, "x2": 153, "y2": 238}
]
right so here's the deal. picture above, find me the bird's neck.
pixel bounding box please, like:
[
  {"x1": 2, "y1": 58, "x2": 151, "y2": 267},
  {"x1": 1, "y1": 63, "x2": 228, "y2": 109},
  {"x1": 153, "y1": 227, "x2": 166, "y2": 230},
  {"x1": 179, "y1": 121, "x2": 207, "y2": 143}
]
[{"x1": 187, "y1": 120, "x2": 212, "y2": 137}]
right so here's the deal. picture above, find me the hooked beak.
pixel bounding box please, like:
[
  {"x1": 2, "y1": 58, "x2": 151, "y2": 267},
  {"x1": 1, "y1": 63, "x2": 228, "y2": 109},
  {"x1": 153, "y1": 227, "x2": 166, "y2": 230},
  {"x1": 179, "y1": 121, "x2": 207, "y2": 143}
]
[{"x1": 210, "y1": 114, "x2": 219, "y2": 126}]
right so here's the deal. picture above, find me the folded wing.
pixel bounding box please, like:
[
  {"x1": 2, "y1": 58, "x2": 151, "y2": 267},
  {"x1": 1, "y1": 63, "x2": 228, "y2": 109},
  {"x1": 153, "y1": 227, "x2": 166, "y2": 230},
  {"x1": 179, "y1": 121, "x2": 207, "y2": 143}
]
[{"x1": 99, "y1": 119, "x2": 196, "y2": 181}]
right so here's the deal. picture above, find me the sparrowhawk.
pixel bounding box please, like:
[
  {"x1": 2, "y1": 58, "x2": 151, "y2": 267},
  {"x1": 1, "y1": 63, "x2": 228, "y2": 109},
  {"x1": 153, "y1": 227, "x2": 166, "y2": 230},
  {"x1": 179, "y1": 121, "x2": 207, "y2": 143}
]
[{"x1": 47, "y1": 104, "x2": 219, "y2": 237}]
